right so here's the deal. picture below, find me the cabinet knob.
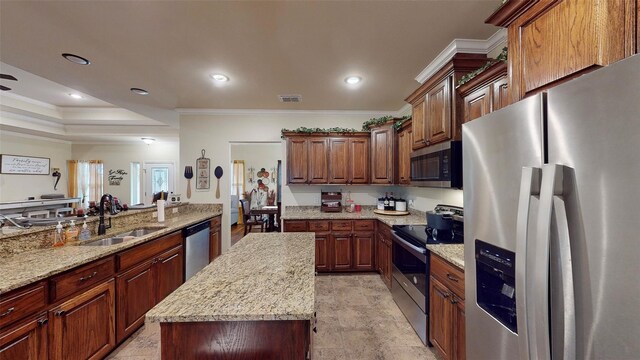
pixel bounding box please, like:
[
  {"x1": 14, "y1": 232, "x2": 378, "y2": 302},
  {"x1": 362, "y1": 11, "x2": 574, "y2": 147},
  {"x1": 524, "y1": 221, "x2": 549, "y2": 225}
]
[
  {"x1": 37, "y1": 318, "x2": 48, "y2": 326},
  {"x1": 55, "y1": 310, "x2": 66, "y2": 317},
  {"x1": 451, "y1": 296, "x2": 458, "y2": 304}
]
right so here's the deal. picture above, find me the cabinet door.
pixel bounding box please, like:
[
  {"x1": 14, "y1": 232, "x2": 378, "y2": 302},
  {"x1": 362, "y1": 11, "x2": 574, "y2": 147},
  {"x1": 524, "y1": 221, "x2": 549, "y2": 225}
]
[
  {"x1": 155, "y1": 246, "x2": 184, "y2": 302},
  {"x1": 376, "y1": 233, "x2": 384, "y2": 273},
  {"x1": 384, "y1": 241, "x2": 392, "y2": 288},
  {"x1": 492, "y1": 76, "x2": 509, "y2": 112},
  {"x1": 49, "y1": 280, "x2": 115, "y2": 360},
  {"x1": 314, "y1": 233, "x2": 330, "y2": 272},
  {"x1": 353, "y1": 232, "x2": 375, "y2": 270},
  {"x1": 463, "y1": 85, "x2": 492, "y2": 123},
  {"x1": 426, "y1": 77, "x2": 452, "y2": 145},
  {"x1": 429, "y1": 276, "x2": 452, "y2": 360},
  {"x1": 287, "y1": 138, "x2": 309, "y2": 184},
  {"x1": 412, "y1": 97, "x2": 426, "y2": 149},
  {"x1": 0, "y1": 314, "x2": 48, "y2": 360},
  {"x1": 308, "y1": 138, "x2": 328, "y2": 184},
  {"x1": 349, "y1": 137, "x2": 370, "y2": 184},
  {"x1": 328, "y1": 138, "x2": 349, "y2": 184},
  {"x1": 397, "y1": 128, "x2": 412, "y2": 184},
  {"x1": 209, "y1": 228, "x2": 221, "y2": 262},
  {"x1": 370, "y1": 126, "x2": 394, "y2": 184},
  {"x1": 116, "y1": 260, "x2": 155, "y2": 342},
  {"x1": 453, "y1": 298, "x2": 466, "y2": 360},
  {"x1": 331, "y1": 233, "x2": 352, "y2": 270}
]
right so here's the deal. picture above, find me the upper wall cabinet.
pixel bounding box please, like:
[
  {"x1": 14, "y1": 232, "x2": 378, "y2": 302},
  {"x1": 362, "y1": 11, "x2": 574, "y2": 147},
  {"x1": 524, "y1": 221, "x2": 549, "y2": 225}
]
[
  {"x1": 486, "y1": 0, "x2": 637, "y2": 104},
  {"x1": 370, "y1": 123, "x2": 395, "y2": 185},
  {"x1": 405, "y1": 54, "x2": 488, "y2": 151},
  {"x1": 396, "y1": 120, "x2": 412, "y2": 185},
  {"x1": 285, "y1": 133, "x2": 369, "y2": 185},
  {"x1": 457, "y1": 61, "x2": 508, "y2": 123}
]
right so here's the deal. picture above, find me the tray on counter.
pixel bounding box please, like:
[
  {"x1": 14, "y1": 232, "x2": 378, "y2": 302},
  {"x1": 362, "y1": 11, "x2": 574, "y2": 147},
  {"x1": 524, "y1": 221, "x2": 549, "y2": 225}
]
[{"x1": 373, "y1": 209, "x2": 410, "y2": 216}]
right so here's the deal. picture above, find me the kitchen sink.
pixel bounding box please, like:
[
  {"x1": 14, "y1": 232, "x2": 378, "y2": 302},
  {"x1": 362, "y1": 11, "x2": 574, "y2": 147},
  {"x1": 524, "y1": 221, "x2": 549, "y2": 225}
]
[{"x1": 79, "y1": 226, "x2": 166, "y2": 246}]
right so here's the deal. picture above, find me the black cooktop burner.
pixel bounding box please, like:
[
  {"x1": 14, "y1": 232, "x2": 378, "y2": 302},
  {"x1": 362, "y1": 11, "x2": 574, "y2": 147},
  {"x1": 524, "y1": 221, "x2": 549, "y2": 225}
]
[{"x1": 392, "y1": 224, "x2": 464, "y2": 247}]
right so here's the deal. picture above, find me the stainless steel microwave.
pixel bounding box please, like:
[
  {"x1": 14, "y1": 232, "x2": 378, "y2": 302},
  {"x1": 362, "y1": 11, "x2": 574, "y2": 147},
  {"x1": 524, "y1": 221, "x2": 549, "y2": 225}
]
[{"x1": 410, "y1": 140, "x2": 462, "y2": 188}]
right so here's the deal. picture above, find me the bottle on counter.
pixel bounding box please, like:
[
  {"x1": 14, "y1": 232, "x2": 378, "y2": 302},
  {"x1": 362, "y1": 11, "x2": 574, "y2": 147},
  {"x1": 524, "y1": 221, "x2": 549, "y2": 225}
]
[
  {"x1": 383, "y1": 192, "x2": 390, "y2": 210},
  {"x1": 65, "y1": 220, "x2": 79, "y2": 243},
  {"x1": 377, "y1": 197, "x2": 385, "y2": 210},
  {"x1": 389, "y1": 192, "x2": 396, "y2": 210},
  {"x1": 53, "y1": 221, "x2": 64, "y2": 247},
  {"x1": 79, "y1": 220, "x2": 91, "y2": 241}
]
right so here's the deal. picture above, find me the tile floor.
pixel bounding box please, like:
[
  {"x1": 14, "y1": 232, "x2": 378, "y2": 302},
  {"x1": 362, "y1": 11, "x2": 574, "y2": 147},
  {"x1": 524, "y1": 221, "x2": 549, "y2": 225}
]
[{"x1": 107, "y1": 273, "x2": 439, "y2": 360}]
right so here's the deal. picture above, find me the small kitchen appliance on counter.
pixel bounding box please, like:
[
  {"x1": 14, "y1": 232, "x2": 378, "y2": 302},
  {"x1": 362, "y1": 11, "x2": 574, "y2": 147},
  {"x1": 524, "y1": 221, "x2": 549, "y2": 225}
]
[{"x1": 390, "y1": 204, "x2": 464, "y2": 345}]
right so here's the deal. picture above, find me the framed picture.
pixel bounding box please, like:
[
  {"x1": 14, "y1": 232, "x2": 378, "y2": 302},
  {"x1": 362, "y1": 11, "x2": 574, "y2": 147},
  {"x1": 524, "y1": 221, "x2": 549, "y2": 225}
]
[{"x1": 0, "y1": 154, "x2": 50, "y2": 175}]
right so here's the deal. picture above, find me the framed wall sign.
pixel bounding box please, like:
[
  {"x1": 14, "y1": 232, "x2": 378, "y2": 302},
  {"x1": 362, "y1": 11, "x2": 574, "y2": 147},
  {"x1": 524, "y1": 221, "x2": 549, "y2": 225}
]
[
  {"x1": 196, "y1": 149, "x2": 210, "y2": 190},
  {"x1": 0, "y1": 154, "x2": 50, "y2": 175}
]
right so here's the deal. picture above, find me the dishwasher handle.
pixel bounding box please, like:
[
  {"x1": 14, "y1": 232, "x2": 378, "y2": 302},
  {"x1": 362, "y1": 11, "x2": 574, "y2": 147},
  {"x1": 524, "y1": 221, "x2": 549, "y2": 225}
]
[{"x1": 183, "y1": 220, "x2": 210, "y2": 237}]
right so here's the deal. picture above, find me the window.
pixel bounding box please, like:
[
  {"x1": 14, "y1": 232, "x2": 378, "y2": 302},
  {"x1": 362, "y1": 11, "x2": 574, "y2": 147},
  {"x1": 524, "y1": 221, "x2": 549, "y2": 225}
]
[
  {"x1": 143, "y1": 162, "x2": 175, "y2": 204},
  {"x1": 67, "y1": 160, "x2": 104, "y2": 208},
  {"x1": 130, "y1": 162, "x2": 141, "y2": 205},
  {"x1": 231, "y1": 160, "x2": 245, "y2": 198}
]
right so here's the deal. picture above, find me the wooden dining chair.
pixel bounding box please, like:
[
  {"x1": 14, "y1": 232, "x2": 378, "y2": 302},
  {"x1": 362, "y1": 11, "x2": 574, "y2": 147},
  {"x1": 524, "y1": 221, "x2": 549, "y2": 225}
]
[{"x1": 240, "y1": 199, "x2": 264, "y2": 235}]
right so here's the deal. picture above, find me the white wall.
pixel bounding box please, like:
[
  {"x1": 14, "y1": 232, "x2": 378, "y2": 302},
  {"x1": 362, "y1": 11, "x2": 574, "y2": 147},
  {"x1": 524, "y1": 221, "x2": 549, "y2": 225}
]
[
  {"x1": 71, "y1": 142, "x2": 180, "y2": 204},
  {"x1": 395, "y1": 187, "x2": 463, "y2": 211},
  {"x1": 230, "y1": 142, "x2": 281, "y2": 193},
  {"x1": 0, "y1": 131, "x2": 72, "y2": 201}
]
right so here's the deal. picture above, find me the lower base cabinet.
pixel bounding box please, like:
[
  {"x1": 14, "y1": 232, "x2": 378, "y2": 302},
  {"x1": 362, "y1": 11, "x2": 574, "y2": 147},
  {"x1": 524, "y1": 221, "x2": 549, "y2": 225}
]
[
  {"x1": 49, "y1": 279, "x2": 116, "y2": 360},
  {"x1": 376, "y1": 224, "x2": 392, "y2": 289},
  {"x1": 0, "y1": 313, "x2": 48, "y2": 360},
  {"x1": 314, "y1": 233, "x2": 330, "y2": 271},
  {"x1": 209, "y1": 216, "x2": 221, "y2": 262},
  {"x1": 331, "y1": 233, "x2": 353, "y2": 270}
]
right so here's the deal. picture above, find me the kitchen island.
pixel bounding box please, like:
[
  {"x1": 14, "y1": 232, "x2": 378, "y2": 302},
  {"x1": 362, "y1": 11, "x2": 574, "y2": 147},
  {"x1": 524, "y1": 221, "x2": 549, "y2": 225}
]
[{"x1": 146, "y1": 232, "x2": 316, "y2": 360}]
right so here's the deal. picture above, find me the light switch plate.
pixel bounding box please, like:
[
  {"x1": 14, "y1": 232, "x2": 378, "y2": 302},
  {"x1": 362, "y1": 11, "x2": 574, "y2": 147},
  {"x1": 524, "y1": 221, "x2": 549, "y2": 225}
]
[
  {"x1": 172, "y1": 208, "x2": 178, "y2": 214},
  {"x1": 152, "y1": 211, "x2": 158, "y2": 218}
]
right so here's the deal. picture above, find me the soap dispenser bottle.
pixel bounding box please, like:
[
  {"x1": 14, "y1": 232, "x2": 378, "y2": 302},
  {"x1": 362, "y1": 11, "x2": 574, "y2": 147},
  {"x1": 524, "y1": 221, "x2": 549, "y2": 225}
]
[
  {"x1": 53, "y1": 221, "x2": 64, "y2": 247},
  {"x1": 79, "y1": 220, "x2": 91, "y2": 241},
  {"x1": 65, "y1": 220, "x2": 79, "y2": 243}
]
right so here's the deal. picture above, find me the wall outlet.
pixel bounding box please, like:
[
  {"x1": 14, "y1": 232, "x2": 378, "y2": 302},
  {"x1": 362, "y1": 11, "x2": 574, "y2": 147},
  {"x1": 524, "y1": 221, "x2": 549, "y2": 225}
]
[
  {"x1": 152, "y1": 211, "x2": 158, "y2": 218},
  {"x1": 172, "y1": 208, "x2": 178, "y2": 214}
]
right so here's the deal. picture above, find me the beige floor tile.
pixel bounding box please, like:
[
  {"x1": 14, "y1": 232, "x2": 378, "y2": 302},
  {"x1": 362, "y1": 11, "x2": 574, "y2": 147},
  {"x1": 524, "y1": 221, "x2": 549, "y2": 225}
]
[{"x1": 313, "y1": 347, "x2": 349, "y2": 360}]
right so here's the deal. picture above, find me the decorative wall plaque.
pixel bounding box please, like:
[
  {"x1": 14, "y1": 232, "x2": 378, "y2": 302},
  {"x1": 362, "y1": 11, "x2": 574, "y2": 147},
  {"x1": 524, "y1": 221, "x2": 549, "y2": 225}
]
[{"x1": 196, "y1": 149, "x2": 210, "y2": 190}]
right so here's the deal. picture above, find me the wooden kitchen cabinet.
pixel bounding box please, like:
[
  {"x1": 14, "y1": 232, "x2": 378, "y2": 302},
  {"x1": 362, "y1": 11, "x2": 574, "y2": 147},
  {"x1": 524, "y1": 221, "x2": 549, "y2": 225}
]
[
  {"x1": 0, "y1": 281, "x2": 47, "y2": 330},
  {"x1": 376, "y1": 223, "x2": 393, "y2": 289},
  {"x1": 486, "y1": 0, "x2": 637, "y2": 104},
  {"x1": 353, "y1": 232, "x2": 375, "y2": 271},
  {"x1": 331, "y1": 233, "x2": 353, "y2": 270},
  {"x1": 308, "y1": 138, "x2": 329, "y2": 184},
  {"x1": 287, "y1": 137, "x2": 310, "y2": 184},
  {"x1": 348, "y1": 137, "x2": 370, "y2": 184},
  {"x1": 314, "y1": 233, "x2": 330, "y2": 271},
  {"x1": 328, "y1": 138, "x2": 349, "y2": 184},
  {"x1": 0, "y1": 313, "x2": 48, "y2": 360},
  {"x1": 396, "y1": 121, "x2": 412, "y2": 185},
  {"x1": 155, "y1": 246, "x2": 184, "y2": 302},
  {"x1": 209, "y1": 216, "x2": 221, "y2": 262},
  {"x1": 458, "y1": 61, "x2": 508, "y2": 123},
  {"x1": 429, "y1": 254, "x2": 465, "y2": 360},
  {"x1": 406, "y1": 53, "x2": 487, "y2": 150},
  {"x1": 370, "y1": 123, "x2": 395, "y2": 184},
  {"x1": 49, "y1": 279, "x2": 116, "y2": 360}
]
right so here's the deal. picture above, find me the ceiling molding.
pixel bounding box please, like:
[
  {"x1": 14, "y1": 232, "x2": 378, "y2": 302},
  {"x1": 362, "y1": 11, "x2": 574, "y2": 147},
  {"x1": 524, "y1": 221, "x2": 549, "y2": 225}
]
[
  {"x1": 176, "y1": 108, "x2": 395, "y2": 117},
  {"x1": 0, "y1": 91, "x2": 58, "y2": 110},
  {"x1": 395, "y1": 103, "x2": 412, "y2": 117},
  {"x1": 0, "y1": 129, "x2": 72, "y2": 144},
  {"x1": 414, "y1": 29, "x2": 507, "y2": 84}
]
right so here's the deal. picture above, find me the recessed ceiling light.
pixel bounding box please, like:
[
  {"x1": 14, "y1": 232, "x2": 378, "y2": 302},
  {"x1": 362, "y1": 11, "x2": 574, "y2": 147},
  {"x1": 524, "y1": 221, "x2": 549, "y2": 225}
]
[
  {"x1": 210, "y1": 74, "x2": 229, "y2": 82},
  {"x1": 130, "y1": 87, "x2": 149, "y2": 95},
  {"x1": 141, "y1": 138, "x2": 155, "y2": 145},
  {"x1": 345, "y1": 76, "x2": 362, "y2": 85},
  {"x1": 62, "y1": 53, "x2": 91, "y2": 65},
  {"x1": 68, "y1": 93, "x2": 83, "y2": 99}
]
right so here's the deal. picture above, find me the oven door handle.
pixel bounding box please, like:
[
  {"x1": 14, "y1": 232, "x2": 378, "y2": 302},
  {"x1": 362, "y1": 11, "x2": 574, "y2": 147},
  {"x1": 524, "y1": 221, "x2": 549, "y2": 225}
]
[{"x1": 392, "y1": 231, "x2": 427, "y2": 263}]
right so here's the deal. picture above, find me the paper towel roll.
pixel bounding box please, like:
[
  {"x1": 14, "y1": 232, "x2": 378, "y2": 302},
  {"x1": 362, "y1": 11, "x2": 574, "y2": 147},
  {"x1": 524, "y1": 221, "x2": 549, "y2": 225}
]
[{"x1": 157, "y1": 200, "x2": 165, "y2": 222}]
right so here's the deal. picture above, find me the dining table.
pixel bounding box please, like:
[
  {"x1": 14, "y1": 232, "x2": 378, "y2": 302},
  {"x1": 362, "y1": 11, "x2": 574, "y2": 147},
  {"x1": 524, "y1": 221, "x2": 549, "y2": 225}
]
[{"x1": 249, "y1": 205, "x2": 279, "y2": 232}]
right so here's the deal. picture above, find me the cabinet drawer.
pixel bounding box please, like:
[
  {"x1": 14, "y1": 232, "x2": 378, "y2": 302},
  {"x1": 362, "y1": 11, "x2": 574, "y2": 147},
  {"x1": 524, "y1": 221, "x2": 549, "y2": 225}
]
[
  {"x1": 308, "y1": 221, "x2": 330, "y2": 232},
  {"x1": 50, "y1": 257, "x2": 115, "y2": 303},
  {"x1": 117, "y1": 231, "x2": 182, "y2": 271},
  {"x1": 353, "y1": 220, "x2": 375, "y2": 232},
  {"x1": 210, "y1": 216, "x2": 221, "y2": 229},
  {"x1": 283, "y1": 221, "x2": 307, "y2": 232},
  {"x1": 331, "y1": 220, "x2": 352, "y2": 232},
  {"x1": 0, "y1": 282, "x2": 47, "y2": 329},
  {"x1": 431, "y1": 254, "x2": 465, "y2": 299}
]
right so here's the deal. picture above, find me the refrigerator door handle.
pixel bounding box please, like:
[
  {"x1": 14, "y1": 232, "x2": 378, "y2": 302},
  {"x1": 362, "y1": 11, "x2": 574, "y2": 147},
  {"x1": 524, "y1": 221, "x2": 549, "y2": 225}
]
[
  {"x1": 532, "y1": 164, "x2": 565, "y2": 360},
  {"x1": 515, "y1": 166, "x2": 541, "y2": 360},
  {"x1": 551, "y1": 195, "x2": 576, "y2": 360}
]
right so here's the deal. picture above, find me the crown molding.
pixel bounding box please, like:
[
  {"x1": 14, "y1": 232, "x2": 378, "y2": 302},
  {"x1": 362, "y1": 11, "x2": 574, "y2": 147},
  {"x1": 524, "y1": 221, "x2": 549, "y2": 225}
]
[
  {"x1": 0, "y1": 91, "x2": 58, "y2": 110},
  {"x1": 0, "y1": 129, "x2": 72, "y2": 144},
  {"x1": 414, "y1": 29, "x2": 507, "y2": 84},
  {"x1": 176, "y1": 108, "x2": 394, "y2": 117},
  {"x1": 396, "y1": 103, "x2": 412, "y2": 117}
]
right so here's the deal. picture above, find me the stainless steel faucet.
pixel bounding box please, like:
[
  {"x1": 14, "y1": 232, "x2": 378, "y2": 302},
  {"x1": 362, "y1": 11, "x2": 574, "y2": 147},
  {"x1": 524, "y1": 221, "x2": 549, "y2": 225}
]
[
  {"x1": 0, "y1": 214, "x2": 33, "y2": 229},
  {"x1": 98, "y1": 193, "x2": 116, "y2": 235}
]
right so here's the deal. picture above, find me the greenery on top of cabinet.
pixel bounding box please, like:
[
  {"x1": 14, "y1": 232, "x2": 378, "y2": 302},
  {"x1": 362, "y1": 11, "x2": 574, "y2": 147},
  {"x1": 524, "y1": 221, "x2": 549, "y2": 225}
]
[{"x1": 457, "y1": 47, "x2": 508, "y2": 87}]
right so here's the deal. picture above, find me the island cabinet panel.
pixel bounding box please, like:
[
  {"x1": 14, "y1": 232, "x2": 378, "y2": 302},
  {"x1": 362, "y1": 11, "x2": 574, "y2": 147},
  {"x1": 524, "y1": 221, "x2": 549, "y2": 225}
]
[
  {"x1": 314, "y1": 233, "x2": 330, "y2": 271},
  {"x1": 348, "y1": 137, "x2": 370, "y2": 184},
  {"x1": 412, "y1": 97, "x2": 427, "y2": 149},
  {"x1": 160, "y1": 320, "x2": 310, "y2": 360},
  {"x1": 328, "y1": 138, "x2": 349, "y2": 184},
  {"x1": 308, "y1": 139, "x2": 329, "y2": 184},
  {"x1": 287, "y1": 138, "x2": 309, "y2": 184},
  {"x1": 155, "y1": 245, "x2": 184, "y2": 302},
  {"x1": 331, "y1": 233, "x2": 353, "y2": 270},
  {"x1": 353, "y1": 232, "x2": 375, "y2": 270},
  {"x1": 209, "y1": 216, "x2": 221, "y2": 262},
  {"x1": 370, "y1": 124, "x2": 395, "y2": 184},
  {"x1": 0, "y1": 281, "x2": 47, "y2": 329},
  {"x1": 426, "y1": 77, "x2": 452, "y2": 145},
  {"x1": 116, "y1": 260, "x2": 155, "y2": 342},
  {"x1": 49, "y1": 279, "x2": 115, "y2": 360},
  {"x1": 0, "y1": 313, "x2": 48, "y2": 360}
]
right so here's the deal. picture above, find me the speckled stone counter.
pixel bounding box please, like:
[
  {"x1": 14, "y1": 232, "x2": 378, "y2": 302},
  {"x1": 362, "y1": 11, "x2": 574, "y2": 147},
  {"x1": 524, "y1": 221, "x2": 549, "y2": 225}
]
[
  {"x1": 0, "y1": 205, "x2": 222, "y2": 294},
  {"x1": 146, "y1": 232, "x2": 315, "y2": 323},
  {"x1": 281, "y1": 206, "x2": 427, "y2": 227},
  {"x1": 427, "y1": 244, "x2": 464, "y2": 270}
]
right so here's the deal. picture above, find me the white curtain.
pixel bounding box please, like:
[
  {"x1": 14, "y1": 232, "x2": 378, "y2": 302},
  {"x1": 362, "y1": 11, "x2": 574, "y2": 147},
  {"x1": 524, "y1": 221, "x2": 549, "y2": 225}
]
[
  {"x1": 68, "y1": 160, "x2": 103, "y2": 208},
  {"x1": 231, "y1": 160, "x2": 245, "y2": 197}
]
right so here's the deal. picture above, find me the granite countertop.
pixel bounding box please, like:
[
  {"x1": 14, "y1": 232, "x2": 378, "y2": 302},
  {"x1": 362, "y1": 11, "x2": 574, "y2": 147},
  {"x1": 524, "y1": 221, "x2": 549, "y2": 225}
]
[
  {"x1": 0, "y1": 210, "x2": 221, "y2": 294},
  {"x1": 427, "y1": 244, "x2": 464, "y2": 270},
  {"x1": 281, "y1": 206, "x2": 427, "y2": 227},
  {"x1": 146, "y1": 232, "x2": 315, "y2": 323}
]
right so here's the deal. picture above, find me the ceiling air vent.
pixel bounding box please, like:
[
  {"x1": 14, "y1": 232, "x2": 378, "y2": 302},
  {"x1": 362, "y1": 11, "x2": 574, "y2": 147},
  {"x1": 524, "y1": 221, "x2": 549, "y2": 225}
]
[{"x1": 278, "y1": 94, "x2": 302, "y2": 103}]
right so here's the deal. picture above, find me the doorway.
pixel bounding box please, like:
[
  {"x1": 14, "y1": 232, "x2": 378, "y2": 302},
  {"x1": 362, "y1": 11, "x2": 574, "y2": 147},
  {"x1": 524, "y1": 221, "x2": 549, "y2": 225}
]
[{"x1": 143, "y1": 161, "x2": 175, "y2": 204}]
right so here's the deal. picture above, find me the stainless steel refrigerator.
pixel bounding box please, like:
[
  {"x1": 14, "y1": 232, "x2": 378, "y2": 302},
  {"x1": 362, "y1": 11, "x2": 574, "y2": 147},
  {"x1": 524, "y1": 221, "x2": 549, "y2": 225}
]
[{"x1": 463, "y1": 54, "x2": 640, "y2": 360}]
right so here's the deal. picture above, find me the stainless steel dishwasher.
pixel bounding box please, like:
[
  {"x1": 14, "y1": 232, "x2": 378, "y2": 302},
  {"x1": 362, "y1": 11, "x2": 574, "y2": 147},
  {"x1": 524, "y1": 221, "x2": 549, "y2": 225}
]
[{"x1": 183, "y1": 220, "x2": 210, "y2": 280}]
